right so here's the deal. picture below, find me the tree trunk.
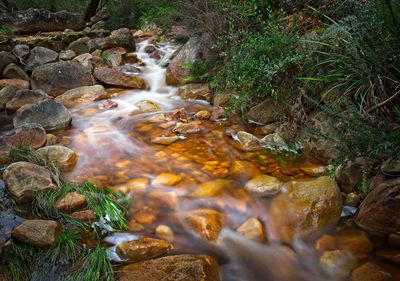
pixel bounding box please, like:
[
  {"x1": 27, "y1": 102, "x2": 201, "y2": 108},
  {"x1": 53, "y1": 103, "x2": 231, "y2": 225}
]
[{"x1": 84, "y1": 0, "x2": 101, "y2": 21}]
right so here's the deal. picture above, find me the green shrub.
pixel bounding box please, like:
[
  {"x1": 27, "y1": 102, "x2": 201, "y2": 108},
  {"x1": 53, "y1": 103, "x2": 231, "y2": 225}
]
[{"x1": 139, "y1": 6, "x2": 176, "y2": 29}]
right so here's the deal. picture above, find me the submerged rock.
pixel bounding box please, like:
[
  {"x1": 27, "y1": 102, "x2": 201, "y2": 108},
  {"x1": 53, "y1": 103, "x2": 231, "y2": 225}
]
[
  {"x1": 36, "y1": 145, "x2": 77, "y2": 171},
  {"x1": 94, "y1": 67, "x2": 145, "y2": 89},
  {"x1": 229, "y1": 160, "x2": 260, "y2": 181},
  {"x1": 173, "y1": 122, "x2": 201, "y2": 134},
  {"x1": 351, "y1": 262, "x2": 392, "y2": 281},
  {"x1": 55, "y1": 85, "x2": 108, "y2": 108},
  {"x1": 152, "y1": 173, "x2": 182, "y2": 187},
  {"x1": 134, "y1": 100, "x2": 160, "y2": 113},
  {"x1": 236, "y1": 131, "x2": 261, "y2": 151},
  {"x1": 236, "y1": 217, "x2": 267, "y2": 242},
  {"x1": 11, "y1": 219, "x2": 61, "y2": 247},
  {"x1": 155, "y1": 225, "x2": 174, "y2": 242},
  {"x1": 151, "y1": 135, "x2": 180, "y2": 145},
  {"x1": 244, "y1": 175, "x2": 282, "y2": 197},
  {"x1": 116, "y1": 237, "x2": 172, "y2": 263},
  {"x1": 319, "y1": 250, "x2": 358, "y2": 278},
  {"x1": 191, "y1": 179, "x2": 232, "y2": 198}
]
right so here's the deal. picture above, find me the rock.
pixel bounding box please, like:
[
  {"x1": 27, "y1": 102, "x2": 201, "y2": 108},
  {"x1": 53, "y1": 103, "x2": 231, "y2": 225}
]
[
  {"x1": 155, "y1": 225, "x2": 174, "y2": 242},
  {"x1": 73, "y1": 53, "x2": 93, "y2": 71},
  {"x1": 3, "y1": 161, "x2": 56, "y2": 203},
  {"x1": 36, "y1": 145, "x2": 77, "y2": 171},
  {"x1": 315, "y1": 235, "x2": 337, "y2": 252},
  {"x1": 247, "y1": 97, "x2": 286, "y2": 124},
  {"x1": 337, "y1": 229, "x2": 373, "y2": 255},
  {"x1": 195, "y1": 110, "x2": 211, "y2": 120},
  {"x1": 5, "y1": 89, "x2": 49, "y2": 113},
  {"x1": 68, "y1": 37, "x2": 89, "y2": 55},
  {"x1": 176, "y1": 83, "x2": 212, "y2": 101},
  {"x1": 254, "y1": 122, "x2": 281, "y2": 136},
  {"x1": 229, "y1": 160, "x2": 260, "y2": 181},
  {"x1": 0, "y1": 86, "x2": 22, "y2": 106},
  {"x1": 88, "y1": 37, "x2": 118, "y2": 52},
  {"x1": 260, "y1": 133, "x2": 287, "y2": 149},
  {"x1": 11, "y1": 220, "x2": 61, "y2": 247},
  {"x1": 4, "y1": 123, "x2": 46, "y2": 149},
  {"x1": 25, "y1": 47, "x2": 58, "y2": 71},
  {"x1": 191, "y1": 179, "x2": 232, "y2": 198},
  {"x1": 381, "y1": 157, "x2": 400, "y2": 176},
  {"x1": 12, "y1": 44, "x2": 30, "y2": 62},
  {"x1": 0, "y1": 79, "x2": 29, "y2": 90},
  {"x1": 336, "y1": 158, "x2": 368, "y2": 194},
  {"x1": 177, "y1": 209, "x2": 224, "y2": 241},
  {"x1": 100, "y1": 99, "x2": 118, "y2": 110},
  {"x1": 173, "y1": 122, "x2": 201, "y2": 134},
  {"x1": 54, "y1": 191, "x2": 86, "y2": 213},
  {"x1": 210, "y1": 107, "x2": 225, "y2": 121},
  {"x1": 388, "y1": 234, "x2": 400, "y2": 249},
  {"x1": 351, "y1": 262, "x2": 392, "y2": 281},
  {"x1": 320, "y1": 250, "x2": 358, "y2": 278},
  {"x1": 244, "y1": 175, "x2": 282, "y2": 197},
  {"x1": 133, "y1": 100, "x2": 160, "y2": 113},
  {"x1": 91, "y1": 20, "x2": 106, "y2": 30},
  {"x1": 0, "y1": 52, "x2": 17, "y2": 74},
  {"x1": 71, "y1": 210, "x2": 97, "y2": 222},
  {"x1": 270, "y1": 176, "x2": 342, "y2": 241},
  {"x1": 152, "y1": 173, "x2": 182, "y2": 187},
  {"x1": 151, "y1": 136, "x2": 180, "y2": 145},
  {"x1": 236, "y1": 217, "x2": 266, "y2": 242},
  {"x1": 46, "y1": 134, "x2": 58, "y2": 145},
  {"x1": 299, "y1": 165, "x2": 329, "y2": 177},
  {"x1": 59, "y1": 50, "x2": 76, "y2": 60},
  {"x1": 120, "y1": 254, "x2": 220, "y2": 281},
  {"x1": 344, "y1": 192, "x2": 360, "y2": 207},
  {"x1": 2, "y1": 63, "x2": 30, "y2": 81},
  {"x1": 124, "y1": 53, "x2": 138, "y2": 64},
  {"x1": 55, "y1": 85, "x2": 107, "y2": 108},
  {"x1": 356, "y1": 177, "x2": 400, "y2": 236},
  {"x1": 31, "y1": 61, "x2": 94, "y2": 97},
  {"x1": 116, "y1": 237, "x2": 172, "y2": 263},
  {"x1": 94, "y1": 67, "x2": 145, "y2": 89},
  {"x1": 0, "y1": 8, "x2": 85, "y2": 34},
  {"x1": 166, "y1": 34, "x2": 218, "y2": 86},
  {"x1": 14, "y1": 99, "x2": 72, "y2": 131},
  {"x1": 377, "y1": 249, "x2": 400, "y2": 264},
  {"x1": 236, "y1": 131, "x2": 261, "y2": 151},
  {"x1": 110, "y1": 28, "x2": 136, "y2": 51},
  {"x1": 112, "y1": 178, "x2": 149, "y2": 196},
  {"x1": 148, "y1": 114, "x2": 171, "y2": 123}
]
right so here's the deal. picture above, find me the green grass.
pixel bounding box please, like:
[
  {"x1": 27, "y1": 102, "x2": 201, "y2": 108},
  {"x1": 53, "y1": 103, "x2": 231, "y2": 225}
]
[{"x1": 9, "y1": 258, "x2": 30, "y2": 281}]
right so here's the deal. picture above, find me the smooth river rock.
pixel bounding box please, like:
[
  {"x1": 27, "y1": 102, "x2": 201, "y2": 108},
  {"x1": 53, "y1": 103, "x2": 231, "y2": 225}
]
[
  {"x1": 116, "y1": 237, "x2": 172, "y2": 263},
  {"x1": 11, "y1": 220, "x2": 61, "y2": 247},
  {"x1": 244, "y1": 175, "x2": 282, "y2": 197},
  {"x1": 94, "y1": 67, "x2": 145, "y2": 89},
  {"x1": 4, "y1": 123, "x2": 47, "y2": 149},
  {"x1": 25, "y1": 46, "x2": 58, "y2": 71},
  {"x1": 36, "y1": 145, "x2": 77, "y2": 171},
  {"x1": 5, "y1": 89, "x2": 49, "y2": 113},
  {"x1": 55, "y1": 85, "x2": 108, "y2": 108}
]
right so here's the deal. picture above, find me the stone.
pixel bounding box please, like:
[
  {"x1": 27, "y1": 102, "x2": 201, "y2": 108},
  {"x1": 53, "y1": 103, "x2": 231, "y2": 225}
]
[
  {"x1": 14, "y1": 99, "x2": 72, "y2": 131},
  {"x1": 71, "y1": 210, "x2": 97, "y2": 222},
  {"x1": 0, "y1": 86, "x2": 21, "y2": 106},
  {"x1": 31, "y1": 61, "x2": 94, "y2": 97},
  {"x1": 229, "y1": 160, "x2": 260, "y2": 181},
  {"x1": 112, "y1": 178, "x2": 149, "y2": 196},
  {"x1": 336, "y1": 158, "x2": 368, "y2": 194},
  {"x1": 148, "y1": 114, "x2": 171, "y2": 123},
  {"x1": 254, "y1": 122, "x2": 281, "y2": 136},
  {"x1": 55, "y1": 85, "x2": 107, "y2": 108},
  {"x1": 5, "y1": 89, "x2": 49, "y2": 113},
  {"x1": 0, "y1": 79, "x2": 29, "y2": 90},
  {"x1": 151, "y1": 136, "x2": 180, "y2": 145},
  {"x1": 381, "y1": 157, "x2": 400, "y2": 176},
  {"x1": 299, "y1": 165, "x2": 329, "y2": 177},
  {"x1": 260, "y1": 133, "x2": 287, "y2": 149},
  {"x1": 388, "y1": 234, "x2": 400, "y2": 249},
  {"x1": 155, "y1": 225, "x2": 174, "y2": 242},
  {"x1": 116, "y1": 237, "x2": 172, "y2": 263},
  {"x1": 88, "y1": 37, "x2": 118, "y2": 52},
  {"x1": 244, "y1": 175, "x2": 282, "y2": 197},
  {"x1": 68, "y1": 37, "x2": 89, "y2": 55},
  {"x1": 356, "y1": 177, "x2": 400, "y2": 236},
  {"x1": 59, "y1": 50, "x2": 76, "y2": 60},
  {"x1": 3, "y1": 161, "x2": 56, "y2": 203},
  {"x1": 25, "y1": 47, "x2": 58, "y2": 71},
  {"x1": 12, "y1": 44, "x2": 30, "y2": 62},
  {"x1": 36, "y1": 145, "x2": 77, "y2": 171},
  {"x1": 337, "y1": 229, "x2": 373, "y2": 255},
  {"x1": 55, "y1": 192, "x2": 86, "y2": 213},
  {"x1": 11, "y1": 220, "x2": 61, "y2": 247},
  {"x1": 236, "y1": 217, "x2": 266, "y2": 242},
  {"x1": 73, "y1": 53, "x2": 93, "y2": 71},
  {"x1": 109, "y1": 28, "x2": 136, "y2": 51},
  {"x1": 94, "y1": 67, "x2": 145, "y2": 89},
  {"x1": 176, "y1": 83, "x2": 212, "y2": 101},
  {"x1": 152, "y1": 173, "x2": 182, "y2": 187},
  {"x1": 270, "y1": 176, "x2": 342, "y2": 241},
  {"x1": 177, "y1": 209, "x2": 224, "y2": 241},
  {"x1": 320, "y1": 250, "x2": 358, "y2": 278},
  {"x1": 120, "y1": 255, "x2": 220, "y2": 281},
  {"x1": 210, "y1": 107, "x2": 225, "y2": 121},
  {"x1": 172, "y1": 122, "x2": 201, "y2": 134},
  {"x1": 377, "y1": 249, "x2": 400, "y2": 264},
  {"x1": 4, "y1": 123, "x2": 46, "y2": 149},
  {"x1": 195, "y1": 110, "x2": 211, "y2": 120},
  {"x1": 236, "y1": 131, "x2": 261, "y2": 151},
  {"x1": 247, "y1": 97, "x2": 286, "y2": 124},
  {"x1": 124, "y1": 53, "x2": 138, "y2": 64},
  {"x1": 315, "y1": 235, "x2": 337, "y2": 252},
  {"x1": 191, "y1": 179, "x2": 232, "y2": 198},
  {"x1": 2, "y1": 63, "x2": 30, "y2": 81},
  {"x1": 135, "y1": 100, "x2": 160, "y2": 113},
  {"x1": 344, "y1": 192, "x2": 360, "y2": 207},
  {"x1": 0, "y1": 52, "x2": 17, "y2": 74},
  {"x1": 351, "y1": 262, "x2": 392, "y2": 281},
  {"x1": 91, "y1": 20, "x2": 106, "y2": 30}
]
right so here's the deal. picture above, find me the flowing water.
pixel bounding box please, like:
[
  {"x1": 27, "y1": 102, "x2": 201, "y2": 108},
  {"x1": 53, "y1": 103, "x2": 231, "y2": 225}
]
[{"x1": 54, "y1": 39, "x2": 400, "y2": 280}]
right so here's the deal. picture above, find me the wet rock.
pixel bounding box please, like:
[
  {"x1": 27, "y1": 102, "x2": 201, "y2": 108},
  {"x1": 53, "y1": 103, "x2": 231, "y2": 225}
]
[
  {"x1": 31, "y1": 61, "x2": 94, "y2": 97},
  {"x1": 320, "y1": 250, "x2": 358, "y2": 278},
  {"x1": 11, "y1": 219, "x2": 61, "y2": 247},
  {"x1": 351, "y1": 262, "x2": 392, "y2": 281},
  {"x1": 195, "y1": 110, "x2": 211, "y2": 120},
  {"x1": 71, "y1": 210, "x2": 97, "y2": 222},
  {"x1": 103, "y1": 47, "x2": 127, "y2": 68},
  {"x1": 112, "y1": 178, "x2": 149, "y2": 196},
  {"x1": 247, "y1": 97, "x2": 286, "y2": 124},
  {"x1": 3, "y1": 161, "x2": 56, "y2": 203},
  {"x1": 344, "y1": 192, "x2": 360, "y2": 207},
  {"x1": 135, "y1": 100, "x2": 160, "y2": 113},
  {"x1": 377, "y1": 249, "x2": 400, "y2": 264},
  {"x1": 12, "y1": 44, "x2": 30, "y2": 62},
  {"x1": 254, "y1": 122, "x2": 281, "y2": 136},
  {"x1": 4, "y1": 123, "x2": 46, "y2": 149},
  {"x1": 315, "y1": 235, "x2": 337, "y2": 252},
  {"x1": 36, "y1": 145, "x2": 77, "y2": 171},
  {"x1": 120, "y1": 254, "x2": 220, "y2": 281},
  {"x1": 94, "y1": 67, "x2": 145, "y2": 89},
  {"x1": 0, "y1": 79, "x2": 29, "y2": 90},
  {"x1": 236, "y1": 131, "x2": 261, "y2": 151},
  {"x1": 124, "y1": 53, "x2": 138, "y2": 64},
  {"x1": 244, "y1": 175, "x2": 282, "y2": 197},
  {"x1": 176, "y1": 83, "x2": 212, "y2": 101},
  {"x1": 336, "y1": 158, "x2": 368, "y2": 194},
  {"x1": 68, "y1": 37, "x2": 90, "y2": 55},
  {"x1": 110, "y1": 28, "x2": 136, "y2": 51},
  {"x1": 55, "y1": 85, "x2": 107, "y2": 108},
  {"x1": 152, "y1": 173, "x2": 182, "y2": 187},
  {"x1": 260, "y1": 133, "x2": 287, "y2": 149},
  {"x1": 155, "y1": 225, "x2": 174, "y2": 242},
  {"x1": 59, "y1": 49, "x2": 76, "y2": 60},
  {"x1": 151, "y1": 136, "x2": 180, "y2": 145},
  {"x1": 381, "y1": 157, "x2": 400, "y2": 176},
  {"x1": 191, "y1": 179, "x2": 232, "y2": 198},
  {"x1": 299, "y1": 164, "x2": 329, "y2": 177},
  {"x1": 0, "y1": 86, "x2": 22, "y2": 106},
  {"x1": 173, "y1": 122, "x2": 201, "y2": 134},
  {"x1": 229, "y1": 160, "x2": 260, "y2": 181},
  {"x1": 116, "y1": 237, "x2": 172, "y2": 263},
  {"x1": 337, "y1": 229, "x2": 373, "y2": 255},
  {"x1": 177, "y1": 209, "x2": 224, "y2": 241},
  {"x1": 210, "y1": 107, "x2": 225, "y2": 121},
  {"x1": 2, "y1": 63, "x2": 30, "y2": 81},
  {"x1": 356, "y1": 177, "x2": 400, "y2": 236},
  {"x1": 25, "y1": 47, "x2": 58, "y2": 71},
  {"x1": 148, "y1": 114, "x2": 171, "y2": 123},
  {"x1": 5, "y1": 89, "x2": 49, "y2": 113},
  {"x1": 100, "y1": 99, "x2": 118, "y2": 110},
  {"x1": 270, "y1": 176, "x2": 342, "y2": 241},
  {"x1": 236, "y1": 217, "x2": 266, "y2": 242},
  {"x1": 55, "y1": 191, "x2": 86, "y2": 213},
  {"x1": 14, "y1": 99, "x2": 72, "y2": 131},
  {"x1": 0, "y1": 52, "x2": 17, "y2": 74}
]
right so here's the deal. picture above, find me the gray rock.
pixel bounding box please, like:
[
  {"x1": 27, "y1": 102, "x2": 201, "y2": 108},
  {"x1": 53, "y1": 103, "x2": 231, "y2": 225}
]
[
  {"x1": 0, "y1": 86, "x2": 21, "y2": 106},
  {"x1": 59, "y1": 50, "x2": 76, "y2": 60},
  {"x1": 0, "y1": 51, "x2": 17, "y2": 74},
  {"x1": 68, "y1": 37, "x2": 89, "y2": 55},
  {"x1": 110, "y1": 28, "x2": 136, "y2": 51},
  {"x1": 12, "y1": 44, "x2": 30, "y2": 62},
  {"x1": 2, "y1": 63, "x2": 30, "y2": 81},
  {"x1": 25, "y1": 46, "x2": 58, "y2": 72},
  {"x1": 5, "y1": 89, "x2": 48, "y2": 113}
]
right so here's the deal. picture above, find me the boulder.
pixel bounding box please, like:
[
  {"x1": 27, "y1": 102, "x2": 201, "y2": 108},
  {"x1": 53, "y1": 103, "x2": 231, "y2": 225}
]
[
  {"x1": 13, "y1": 99, "x2": 72, "y2": 131},
  {"x1": 0, "y1": 86, "x2": 22, "y2": 106},
  {"x1": 236, "y1": 131, "x2": 261, "y2": 151},
  {"x1": 120, "y1": 255, "x2": 220, "y2": 281},
  {"x1": 173, "y1": 122, "x2": 201, "y2": 134},
  {"x1": 4, "y1": 123, "x2": 46, "y2": 149},
  {"x1": 0, "y1": 51, "x2": 17, "y2": 74},
  {"x1": 67, "y1": 37, "x2": 89, "y2": 55},
  {"x1": 55, "y1": 192, "x2": 86, "y2": 213},
  {"x1": 244, "y1": 175, "x2": 282, "y2": 197},
  {"x1": 319, "y1": 250, "x2": 358, "y2": 278},
  {"x1": 59, "y1": 50, "x2": 76, "y2": 60},
  {"x1": 260, "y1": 133, "x2": 287, "y2": 149},
  {"x1": 94, "y1": 67, "x2": 145, "y2": 89},
  {"x1": 247, "y1": 97, "x2": 286, "y2": 124},
  {"x1": 73, "y1": 53, "x2": 93, "y2": 71},
  {"x1": 109, "y1": 28, "x2": 136, "y2": 51},
  {"x1": 0, "y1": 79, "x2": 29, "y2": 90},
  {"x1": 335, "y1": 158, "x2": 368, "y2": 194},
  {"x1": 176, "y1": 83, "x2": 212, "y2": 101},
  {"x1": 356, "y1": 177, "x2": 400, "y2": 236},
  {"x1": 3, "y1": 161, "x2": 56, "y2": 203},
  {"x1": 36, "y1": 145, "x2": 77, "y2": 171},
  {"x1": 88, "y1": 37, "x2": 118, "y2": 52},
  {"x1": 2, "y1": 63, "x2": 30, "y2": 81},
  {"x1": 236, "y1": 217, "x2": 267, "y2": 242},
  {"x1": 55, "y1": 85, "x2": 107, "y2": 108},
  {"x1": 12, "y1": 44, "x2": 30, "y2": 62},
  {"x1": 155, "y1": 225, "x2": 174, "y2": 242},
  {"x1": 31, "y1": 61, "x2": 94, "y2": 97},
  {"x1": 116, "y1": 237, "x2": 172, "y2": 263},
  {"x1": 5, "y1": 89, "x2": 49, "y2": 113},
  {"x1": 381, "y1": 157, "x2": 400, "y2": 176},
  {"x1": 11, "y1": 220, "x2": 61, "y2": 247},
  {"x1": 270, "y1": 176, "x2": 342, "y2": 241},
  {"x1": 0, "y1": 8, "x2": 85, "y2": 34},
  {"x1": 134, "y1": 100, "x2": 160, "y2": 113},
  {"x1": 25, "y1": 47, "x2": 58, "y2": 71},
  {"x1": 229, "y1": 160, "x2": 260, "y2": 181}
]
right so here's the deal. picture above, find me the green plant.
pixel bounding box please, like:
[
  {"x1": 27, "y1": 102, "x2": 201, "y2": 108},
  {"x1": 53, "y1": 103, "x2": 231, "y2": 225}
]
[
  {"x1": 183, "y1": 62, "x2": 213, "y2": 83},
  {"x1": 0, "y1": 25, "x2": 12, "y2": 36},
  {"x1": 139, "y1": 6, "x2": 176, "y2": 29},
  {"x1": 9, "y1": 258, "x2": 30, "y2": 281}
]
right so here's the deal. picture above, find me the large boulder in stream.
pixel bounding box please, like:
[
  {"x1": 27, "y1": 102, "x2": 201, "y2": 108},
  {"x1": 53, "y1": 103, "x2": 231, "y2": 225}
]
[
  {"x1": 55, "y1": 85, "x2": 108, "y2": 108},
  {"x1": 4, "y1": 123, "x2": 47, "y2": 149},
  {"x1": 94, "y1": 67, "x2": 145, "y2": 89},
  {"x1": 31, "y1": 61, "x2": 94, "y2": 97}
]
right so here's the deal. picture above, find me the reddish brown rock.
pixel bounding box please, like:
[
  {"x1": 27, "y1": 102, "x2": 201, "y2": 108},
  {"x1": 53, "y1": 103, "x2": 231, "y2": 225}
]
[
  {"x1": 351, "y1": 262, "x2": 392, "y2": 281},
  {"x1": 12, "y1": 220, "x2": 61, "y2": 247},
  {"x1": 94, "y1": 67, "x2": 145, "y2": 89},
  {"x1": 116, "y1": 237, "x2": 172, "y2": 263},
  {"x1": 4, "y1": 123, "x2": 46, "y2": 149},
  {"x1": 55, "y1": 192, "x2": 86, "y2": 213},
  {"x1": 0, "y1": 79, "x2": 29, "y2": 90}
]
